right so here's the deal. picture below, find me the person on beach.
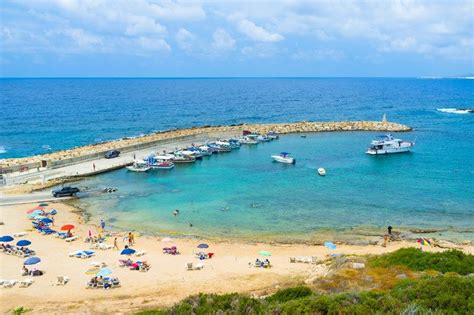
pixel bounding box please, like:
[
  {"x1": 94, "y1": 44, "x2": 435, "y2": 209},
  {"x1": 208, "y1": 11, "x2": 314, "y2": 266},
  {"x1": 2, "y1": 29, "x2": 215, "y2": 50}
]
[
  {"x1": 100, "y1": 219, "x2": 105, "y2": 231},
  {"x1": 133, "y1": 153, "x2": 136, "y2": 159},
  {"x1": 383, "y1": 234, "x2": 388, "y2": 247},
  {"x1": 113, "y1": 237, "x2": 118, "y2": 250},
  {"x1": 128, "y1": 232, "x2": 133, "y2": 246},
  {"x1": 93, "y1": 163, "x2": 96, "y2": 171},
  {"x1": 388, "y1": 226, "x2": 392, "y2": 235},
  {"x1": 130, "y1": 232, "x2": 135, "y2": 245},
  {"x1": 22, "y1": 265, "x2": 29, "y2": 276}
]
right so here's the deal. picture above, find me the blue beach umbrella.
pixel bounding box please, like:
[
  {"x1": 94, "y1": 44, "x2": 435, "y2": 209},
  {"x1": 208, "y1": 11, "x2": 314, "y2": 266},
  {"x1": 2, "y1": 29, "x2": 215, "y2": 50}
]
[
  {"x1": 121, "y1": 248, "x2": 136, "y2": 255},
  {"x1": 0, "y1": 235, "x2": 14, "y2": 242},
  {"x1": 41, "y1": 218, "x2": 53, "y2": 224},
  {"x1": 24, "y1": 256, "x2": 41, "y2": 265},
  {"x1": 197, "y1": 243, "x2": 209, "y2": 249},
  {"x1": 49, "y1": 209, "x2": 58, "y2": 215},
  {"x1": 96, "y1": 268, "x2": 112, "y2": 277},
  {"x1": 324, "y1": 242, "x2": 337, "y2": 250},
  {"x1": 28, "y1": 210, "x2": 43, "y2": 218},
  {"x1": 16, "y1": 240, "x2": 31, "y2": 247}
]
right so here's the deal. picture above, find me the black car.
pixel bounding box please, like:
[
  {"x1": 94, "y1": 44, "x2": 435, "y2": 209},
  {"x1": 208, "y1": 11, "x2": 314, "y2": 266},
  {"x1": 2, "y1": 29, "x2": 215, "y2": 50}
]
[
  {"x1": 52, "y1": 186, "x2": 80, "y2": 198},
  {"x1": 104, "y1": 150, "x2": 120, "y2": 159}
]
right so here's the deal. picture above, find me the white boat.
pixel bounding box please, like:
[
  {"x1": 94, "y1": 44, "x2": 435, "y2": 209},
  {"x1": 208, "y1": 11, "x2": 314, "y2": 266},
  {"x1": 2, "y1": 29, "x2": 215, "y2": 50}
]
[
  {"x1": 271, "y1": 152, "x2": 295, "y2": 164},
  {"x1": 146, "y1": 155, "x2": 175, "y2": 169},
  {"x1": 172, "y1": 152, "x2": 196, "y2": 163},
  {"x1": 126, "y1": 160, "x2": 151, "y2": 172},
  {"x1": 318, "y1": 168, "x2": 326, "y2": 176},
  {"x1": 366, "y1": 134, "x2": 415, "y2": 155},
  {"x1": 240, "y1": 136, "x2": 258, "y2": 145}
]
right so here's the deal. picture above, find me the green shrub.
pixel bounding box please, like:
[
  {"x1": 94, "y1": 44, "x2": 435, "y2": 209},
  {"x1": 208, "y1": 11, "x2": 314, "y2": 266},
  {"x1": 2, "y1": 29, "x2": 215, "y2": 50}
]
[
  {"x1": 369, "y1": 248, "x2": 474, "y2": 275},
  {"x1": 266, "y1": 286, "x2": 313, "y2": 303}
]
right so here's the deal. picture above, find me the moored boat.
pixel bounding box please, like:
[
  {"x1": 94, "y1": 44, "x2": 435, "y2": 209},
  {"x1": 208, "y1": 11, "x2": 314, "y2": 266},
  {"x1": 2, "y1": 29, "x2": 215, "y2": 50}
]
[
  {"x1": 126, "y1": 160, "x2": 151, "y2": 172},
  {"x1": 366, "y1": 134, "x2": 415, "y2": 155},
  {"x1": 318, "y1": 168, "x2": 326, "y2": 176},
  {"x1": 271, "y1": 152, "x2": 296, "y2": 164}
]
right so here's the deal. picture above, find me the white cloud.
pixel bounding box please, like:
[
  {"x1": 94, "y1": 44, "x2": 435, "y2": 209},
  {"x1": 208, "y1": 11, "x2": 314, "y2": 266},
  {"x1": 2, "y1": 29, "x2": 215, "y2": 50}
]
[
  {"x1": 212, "y1": 29, "x2": 235, "y2": 50},
  {"x1": 237, "y1": 19, "x2": 284, "y2": 42},
  {"x1": 125, "y1": 16, "x2": 166, "y2": 36},
  {"x1": 292, "y1": 49, "x2": 345, "y2": 61},
  {"x1": 136, "y1": 36, "x2": 171, "y2": 52},
  {"x1": 176, "y1": 28, "x2": 194, "y2": 50}
]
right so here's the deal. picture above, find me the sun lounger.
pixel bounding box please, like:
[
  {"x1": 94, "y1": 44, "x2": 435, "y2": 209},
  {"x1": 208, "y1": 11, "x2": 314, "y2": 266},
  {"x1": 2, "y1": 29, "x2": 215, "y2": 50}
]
[
  {"x1": 13, "y1": 232, "x2": 27, "y2": 237},
  {"x1": 90, "y1": 261, "x2": 107, "y2": 268},
  {"x1": 69, "y1": 250, "x2": 95, "y2": 258},
  {"x1": 55, "y1": 275, "x2": 69, "y2": 285},
  {"x1": 65, "y1": 236, "x2": 78, "y2": 242},
  {"x1": 135, "y1": 250, "x2": 146, "y2": 257},
  {"x1": 186, "y1": 262, "x2": 204, "y2": 270},
  {"x1": 119, "y1": 259, "x2": 134, "y2": 267},
  {"x1": 19, "y1": 278, "x2": 34, "y2": 288},
  {"x1": 2, "y1": 280, "x2": 17, "y2": 288}
]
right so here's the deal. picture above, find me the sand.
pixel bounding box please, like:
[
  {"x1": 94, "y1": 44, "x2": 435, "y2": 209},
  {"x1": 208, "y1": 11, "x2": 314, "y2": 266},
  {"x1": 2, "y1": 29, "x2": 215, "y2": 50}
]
[{"x1": 1, "y1": 202, "x2": 472, "y2": 314}]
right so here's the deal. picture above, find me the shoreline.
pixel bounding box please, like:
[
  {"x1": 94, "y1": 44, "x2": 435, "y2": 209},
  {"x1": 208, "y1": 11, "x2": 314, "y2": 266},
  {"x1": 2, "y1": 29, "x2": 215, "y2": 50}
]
[{"x1": 1, "y1": 200, "x2": 472, "y2": 314}]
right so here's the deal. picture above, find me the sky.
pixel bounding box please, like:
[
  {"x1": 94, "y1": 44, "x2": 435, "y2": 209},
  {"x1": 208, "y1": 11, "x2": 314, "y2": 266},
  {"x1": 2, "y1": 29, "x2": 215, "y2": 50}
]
[{"x1": 0, "y1": 0, "x2": 473, "y2": 77}]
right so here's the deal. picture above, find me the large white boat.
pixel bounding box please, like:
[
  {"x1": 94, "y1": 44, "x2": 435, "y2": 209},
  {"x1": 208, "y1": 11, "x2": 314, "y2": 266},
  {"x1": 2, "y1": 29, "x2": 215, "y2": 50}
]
[
  {"x1": 271, "y1": 152, "x2": 296, "y2": 164},
  {"x1": 126, "y1": 160, "x2": 151, "y2": 172},
  {"x1": 366, "y1": 134, "x2": 415, "y2": 155}
]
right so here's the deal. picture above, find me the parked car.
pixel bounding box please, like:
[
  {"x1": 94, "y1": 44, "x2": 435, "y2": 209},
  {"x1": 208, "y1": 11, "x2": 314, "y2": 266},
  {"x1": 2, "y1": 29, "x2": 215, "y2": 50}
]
[
  {"x1": 105, "y1": 150, "x2": 120, "y2": 159},
  {"x1": 52, "y1": 186, "x2": 80, "y2": 198}
]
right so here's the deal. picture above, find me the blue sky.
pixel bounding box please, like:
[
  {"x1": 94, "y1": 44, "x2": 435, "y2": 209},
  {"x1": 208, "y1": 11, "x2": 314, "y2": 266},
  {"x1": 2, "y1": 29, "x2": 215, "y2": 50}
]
[{"x1": 1, "y1": 0, "x2": 473, "y2": 77}]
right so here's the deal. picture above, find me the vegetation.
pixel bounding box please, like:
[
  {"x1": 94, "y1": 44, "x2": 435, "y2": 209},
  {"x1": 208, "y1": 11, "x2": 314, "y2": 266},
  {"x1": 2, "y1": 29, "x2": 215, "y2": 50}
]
[
  {"x1": 369, "y1": 248, "x2": 474, "y2": 275},
  {"x1": 137, "y1": 249, "x2": 474, "y2": 315}
]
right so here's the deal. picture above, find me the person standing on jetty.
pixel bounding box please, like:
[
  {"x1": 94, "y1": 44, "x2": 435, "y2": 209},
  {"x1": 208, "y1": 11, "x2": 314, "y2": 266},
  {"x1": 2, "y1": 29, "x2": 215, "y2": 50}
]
[{"x1": 93, "y1": 163, "x2": 96, "y2": 171}]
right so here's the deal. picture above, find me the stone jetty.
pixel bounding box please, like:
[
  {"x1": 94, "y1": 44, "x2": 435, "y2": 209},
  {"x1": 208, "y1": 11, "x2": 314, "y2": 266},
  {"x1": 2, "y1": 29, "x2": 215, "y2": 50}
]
[{"x1": 0, "y1": 120, "x2": 411, "y2": 170}]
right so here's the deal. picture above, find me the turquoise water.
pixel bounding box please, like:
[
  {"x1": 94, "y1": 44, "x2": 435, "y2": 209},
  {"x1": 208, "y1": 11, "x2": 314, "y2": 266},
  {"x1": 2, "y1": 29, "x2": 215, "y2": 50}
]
[
  {"x1": 76, "y1": 131, "x2": 473, "y2": 242},
  {"x1": 1, "y1": 78, "x2": 473, "y2": 242}
]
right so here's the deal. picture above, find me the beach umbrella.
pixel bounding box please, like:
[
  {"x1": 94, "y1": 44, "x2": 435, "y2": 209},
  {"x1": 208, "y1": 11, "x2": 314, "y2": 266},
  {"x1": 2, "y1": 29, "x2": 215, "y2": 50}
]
[
  {"x1": 324, "y1": 242, "x2": 337, "y2": 250},
  {"x1": 27, "y1": 206, "x2": 44, "y2": 214},
  {"x1": 49, "y1": 209, "x2": 58, "y2": 215},
  {"x1": 259, "y1": 250, "x2": 272, "y2": 256},
  {"x1": 38, "y1": 203, "x2": 49, "y2": 207},
  {"x1": 41, "y1": 218, "x2": 53, "y2": 224},
  {"x1": 24, "y1": 256, "x2": 41, "y2": 265},
  {"x1": 121, "y1": 248, "x2": 136, "y2": 255},
  {"x1": 16, "y1": 240, "x2": 31, "y2": 247},
  {"x1": 96, "y1": 268, "x2": 112, "y2": 277},
  {"x1": 161, "y1": 237, "x2": 173, "y2": 243},
  {"x1": 197, "y1": 243, "x2": 209, "y2": 249},
  {"x1": 0, "y1": 235, "x2": 14, "y2": 242},
  {"x1": 61, "y1": 224, "x2": 75, "y2": 231}
]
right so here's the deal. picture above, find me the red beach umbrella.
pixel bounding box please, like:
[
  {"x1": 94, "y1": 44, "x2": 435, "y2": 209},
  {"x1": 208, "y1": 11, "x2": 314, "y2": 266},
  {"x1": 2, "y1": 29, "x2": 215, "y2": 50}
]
[
  {"x1": 27, "y1": 206, "x2": 44, "y2": 214},
  {"x1": 61, "y1": 224, "x2": 75, "y2": 231}
]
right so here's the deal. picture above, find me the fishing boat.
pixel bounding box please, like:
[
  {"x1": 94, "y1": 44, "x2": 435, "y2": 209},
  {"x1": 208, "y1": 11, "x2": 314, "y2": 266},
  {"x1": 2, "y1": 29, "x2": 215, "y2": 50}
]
[
  {"x1": 146, "y1": 155, "x2": 175, "y2": 169},
  {"x1": 126, "y1": 160, "x2": 151, "y2": 172},
  {"x1": 318, "y1": 168, "x2": 326, "y2": 176},
  {"x1": 240, "y1": 136, "x2": 258, "y2": 145},
  {"x1": 172, "y1": 152, "x2": 196, "y2": 163},
  {"x1": 199, "y1": 145, "x2": 216, "y2": 155},
  {"x1": 257, "y1": 135, "x2": 271, "y2": 142},
  {"x1": 271, "y1": 152, "x2": 296, "y2": 164},
  {"x1": 267, "y1": 132, "x2": 279, "y2": 140},
  {"x1": 366, "y1": 134, "x2": 415, "y2": 155},
  {"x1": 227, "y1": 139, "x2": 241, "y2": 149}
]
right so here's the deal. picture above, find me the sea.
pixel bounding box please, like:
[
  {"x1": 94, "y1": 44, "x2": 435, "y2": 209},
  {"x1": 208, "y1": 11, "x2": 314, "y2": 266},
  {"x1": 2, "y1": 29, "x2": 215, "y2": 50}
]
[{"x1": 1, "y1": 78, "x2": 473, "y2": 242}]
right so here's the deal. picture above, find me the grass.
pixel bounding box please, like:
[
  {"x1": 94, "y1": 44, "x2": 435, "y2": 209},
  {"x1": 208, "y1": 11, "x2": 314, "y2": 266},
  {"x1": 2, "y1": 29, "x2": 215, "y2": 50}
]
[
  {"x1": 136, "y1": 248, "x2": 474, "y2": 314},
  {"x1": 368, "y1": 248, "x2": 474, "y2": 275}
]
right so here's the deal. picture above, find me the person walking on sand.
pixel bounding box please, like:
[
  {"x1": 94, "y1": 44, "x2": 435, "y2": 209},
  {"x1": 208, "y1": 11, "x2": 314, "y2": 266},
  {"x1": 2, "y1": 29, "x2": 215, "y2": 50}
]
[
  {"x1": 128, "y1": 232, "x2": 133, "y2": 247},
  {"x1": 113, "y1": 237, "x2": 118, "y2": 250},
  {"x1": 383, "y1": 234, "x2": 388, "y2": 247},
  {"x1": 100, "y1": 219, "x2": 105, "y2": 231},
  {"x1": 130, "y1": 232, "x2": 135, "y2": 245}
]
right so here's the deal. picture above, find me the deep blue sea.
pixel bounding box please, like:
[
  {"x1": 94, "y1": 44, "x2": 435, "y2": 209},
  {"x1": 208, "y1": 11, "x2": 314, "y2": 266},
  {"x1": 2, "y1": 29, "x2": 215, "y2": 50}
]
[{"x1": 1, "y1": 78, "x2": 473, "y2": 242}]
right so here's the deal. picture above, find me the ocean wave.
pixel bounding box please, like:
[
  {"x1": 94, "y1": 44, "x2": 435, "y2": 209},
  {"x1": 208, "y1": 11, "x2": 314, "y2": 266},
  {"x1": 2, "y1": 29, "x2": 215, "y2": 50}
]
[
  {"x1": 437, "y1": 108, "x2": 473, "y2": 114},
  {"x1": 0, "y1": 146, "x2": 6, "y2": 154}
]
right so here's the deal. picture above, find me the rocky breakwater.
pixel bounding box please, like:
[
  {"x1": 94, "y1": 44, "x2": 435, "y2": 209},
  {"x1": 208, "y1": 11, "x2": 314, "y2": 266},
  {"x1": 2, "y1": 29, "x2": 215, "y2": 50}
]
[{"x1": 0, "y1": 120, "x2": 411, "y2": 170}]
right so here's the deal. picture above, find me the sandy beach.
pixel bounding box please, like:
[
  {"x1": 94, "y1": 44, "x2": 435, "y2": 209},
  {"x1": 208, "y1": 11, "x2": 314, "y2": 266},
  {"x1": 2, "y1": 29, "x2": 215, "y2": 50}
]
[{"x1": 1, "y1": 200, "x2": 472, "y2": 314}]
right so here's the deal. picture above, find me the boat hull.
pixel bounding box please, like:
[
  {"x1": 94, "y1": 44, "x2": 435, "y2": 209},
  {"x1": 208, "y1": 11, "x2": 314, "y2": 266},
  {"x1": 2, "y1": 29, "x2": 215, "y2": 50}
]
[
  {"x1": 366, "y1": 147, "x2": 412, "y2": 155},
  {"x1": 126, "y1": 166, "x2": 151, "y2": 172},
  {"x1": 271, "y1": 156, "x2": 295, "y2": 164}
]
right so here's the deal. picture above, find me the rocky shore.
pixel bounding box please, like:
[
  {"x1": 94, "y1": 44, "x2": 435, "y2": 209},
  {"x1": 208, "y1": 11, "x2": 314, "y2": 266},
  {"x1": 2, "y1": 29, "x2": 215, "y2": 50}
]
[{"x1": 0, "y1": 120, "x2": 411, "y2": 169}]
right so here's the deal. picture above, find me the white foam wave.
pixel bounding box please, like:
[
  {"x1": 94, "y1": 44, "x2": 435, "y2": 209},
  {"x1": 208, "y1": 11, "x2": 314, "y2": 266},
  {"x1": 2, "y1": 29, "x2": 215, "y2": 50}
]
[
  {"x1": 437, "y1": 108, "x2": 473, "y2": 114},
  {"x1": 0, "y1": 146, "x2": 7, "y2": 154}
]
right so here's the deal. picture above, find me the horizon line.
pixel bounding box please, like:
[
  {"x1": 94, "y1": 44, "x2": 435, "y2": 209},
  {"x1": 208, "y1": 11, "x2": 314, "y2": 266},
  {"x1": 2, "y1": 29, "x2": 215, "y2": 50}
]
[{"x1": 0, "y1": 75, "x2": 470, "y2": 79}]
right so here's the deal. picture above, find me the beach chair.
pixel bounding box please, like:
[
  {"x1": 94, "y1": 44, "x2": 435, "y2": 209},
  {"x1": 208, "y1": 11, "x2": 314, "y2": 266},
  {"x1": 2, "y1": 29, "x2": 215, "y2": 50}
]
[
  {"x1": 55, "y1": 232, "x2": 68, "y2": 239},
  {"x1": 194, "y1": 262, "x2": 204, "y2": 270},
  {"x1": 90, "y1": 261, "x2": 107, "y2": 268},
  {"x1": 289, "y1": 256, "x2": 296, "y2": 263},
  {"x1": 55, "y1": 275, "x2": 69, "y2": 285},
  {"x1": 311, "y1": 256, "x2": 318, "y2": 264},
  {"x1": 135, "y1": 250, "x2": 146, "y2": 257},
  {"x1": 119, "y1": 259, "x2": 134, "y2": 267},
  {"x1": 13, "y1": 232, "x2": 27, "y2": 237},
  {"x1": 2, "y1": 280, "x2": 17, "y2": 288},
  {"x1": 65, "y1": 236, "x2": 78, "y2": 242},
  {"x1": 111, "y1": 277, "x2": 120, "y2": 288},
  {"x1": 186, "y1": 262, "x2": 194, "y2": 270},
  {"x1": 19, "y1": 278, "x2": 34, "y2": 288}
]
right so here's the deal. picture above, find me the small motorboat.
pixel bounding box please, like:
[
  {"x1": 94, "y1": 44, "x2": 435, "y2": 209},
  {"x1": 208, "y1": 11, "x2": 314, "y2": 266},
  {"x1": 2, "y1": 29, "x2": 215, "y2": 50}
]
[
  {"x1": 267, "y1": 132, "x2": 279, "y2": 140},
  {"x1": 126, "y1": 160, "x2": 151, "y2": 172},
  {"x1": 318, "y1": 168, "x2": 326, "y2": 176},
  {"x1": 271, "y1": 152, "x2": 295, "y2": 164}
]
